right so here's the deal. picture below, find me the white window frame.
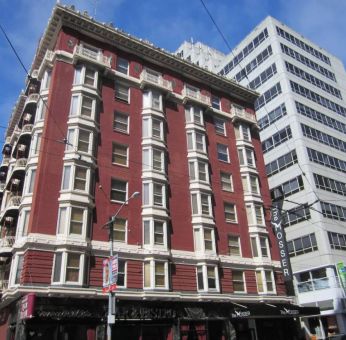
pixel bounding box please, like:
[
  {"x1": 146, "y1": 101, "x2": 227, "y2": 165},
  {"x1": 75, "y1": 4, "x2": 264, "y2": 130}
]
[
  {"x1": 235, "y1": 123, "x2": 251, "y2": 141},
  {"x1": 143, "y1": 117, "x2": 164, "y2": 141},
  {"x1": 228, "y1": 235, "x2": 241, "y2": 256},
  {"x1": 191, "y1": 192, "x2": 212, "y2": 216},
  {"x1": 116, "y1": 57, "x2": 129, "y2": 75},
  {"x1": 66, "y1": 128, "x2": 93, "y2": 155},
  {"x1": 73, "y1": 65, "x2": 98, "y2": 88},
  {"x1": 143, "y1": 218, "x2": 167, "y2": 249},
  {"x1": 117, "y1": 260, "x2": 127, "y2": 288},
  {"x1": 214, "y1": 117, "x2": 226, "y2": 135},
  {"x1": 211, "y1": 95, "x2": 221, "y2": 110},
  {"x1": 111, "y1": 178, "x2": 128, "y2": 203},
  {"x1": 251, "y1": 236, "x2": 270, "y2": 258},
  {"x1": 24, "y1": 167, "x2": 36, "y2": 194},
  {"x1": 112, "y1": 217, "x2": 127, "y2": 243},
  {"x1": 143, "y1": 90, "x2": 163, "y2": 111},
  {"x1": 57, "y1": 205, "x2": 89, "y2": 238},
  {"x1": 196, "y1": 264, "x2": 220, "y2": 292},
  {"x1": 256, "y1": 269, "x2": 275, "y2": 294},
  {"x1": 185, "y1": 105, "x2": 204, "y2": 126},
  {"x1": 188, "y1": 160, "x2": 209, "y2": 183},
  {"x1": 52, "y1": 252, "x2": 87, "y2": 286},
  {"x1": 232, "y1": 270, "x2": 246, "y2": 293},
  {"x1": 217, "y1": 143, "x2": 229, "y2": 162},
  {"x1": 114, "y1": 111, "x2": 129, "y2": 134},
  {"x1": 35, "y1": 99, "x2": 47, "y2": 122},
  {"x1": 41, "y1": 69, "x2": 52, "y2": 90},
  {"x1": 142, "y1": 181, "x2": 166, "y2": 208},
  {"x1": 238, "y1": 147, "x2": 255, "y2": 167},
  {"x1": 30, "y1": 132, "x2": 42, "y2": 156},
  {"x1": 115, "y1": 82, "x2": 130, "y2": 102},
  {"x1": 143, "y1": 260, "x2": 169, "y2": 290},
  {"x1": 142, "y1": 147, "x2": 165, "y2": 173},
  {"x1": 10, "y1": 253, "x2": 24, "y2": 286},
  {"x1": 70, "y1": 94, "x2": 97, "y2": 120},
  {"x1": 112, "y1": 143, "x2": 129, "y2": 167},
  {"x1": 224, "y1": 202, "x2": 237, "y2": 223},
  {"x1": 193, "y1": 226, "x2": 216, "y2": 253},
  {"x1": 220, "y1": 172, "x2": 233, "y2": 192},
  {"x1": 187, "y1": 131, "x2": 206, "y2": 153},
  {"x1": 246, "y1": 203, "x2": 265, "y2": 226},
  {"x1": 61, "y1": 163, "x2": 90, "y2": 193},
  {"x1": 16, "y1": 208, "x2": 31, "y2": 238}
]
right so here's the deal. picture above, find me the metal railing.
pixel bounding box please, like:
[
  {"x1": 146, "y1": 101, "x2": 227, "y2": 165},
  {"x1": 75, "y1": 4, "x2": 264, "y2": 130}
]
[{"x1": 0, "y1": 236, "x2": 15, "y2": 248}]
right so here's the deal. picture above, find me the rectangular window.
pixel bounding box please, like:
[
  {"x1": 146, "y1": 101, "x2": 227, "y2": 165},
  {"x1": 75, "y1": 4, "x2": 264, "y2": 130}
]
[
  {"x1": 287, "y1": 233, "x2": 318, "y2": 257},
  {"x1": 221, "y1": 172, "x2": 233, "y2": 192},
  {"x1": 197, "y1": 266, "x2": 204, "y2": 290},
  {"x1": 228, "y1": 235, "x2": 240, "y2": 256},
  {"x1": 115, "y1": 83, "x2": 129, "y2": 102},
  {"x1": 201, "y1": 193, "x2": 210, "y2": 215},
  {"x1": 81, "y1": 96, "x2": 94, "y2": 118},
  {"x1": 152, "y1": 118, "x2": 162, "y2": 139},
  {"x1": 204, "y1": 229, "x2": 213, "y2": 251},
  {"x1": 114, "y1": 112, "x2": 129, "y2": 133},
  {"x1": 111, "y1": 179, "x2": 127, "y2": 202},
  {"x1": 14, "y1": 255, "x2": 24, "y2": 284},
  {"x1": 214, "y1": 117, "x2": 226, "y2": 135},
  {"x1": 66, "y1": 253, "x2": 81, "y2": 282},
  {"x1": 113, "y1": 218, "x2": 126, "y2": 242},
  {"x1": 144, "y1": 262, "x2": 151, "y2": 288},
  {"x1": 154, "y1": 220, "x2": 164, "y2": 245},
  {"x1": 256, "y1": 271, "x2": 264, "y2": 293},
  {"x1": 260, "y1": 237, "x2": 268, "y2": 257},
  {"x1": 27, "y1": 168, "x2": 36, "y2": 194},
  {"x1": 70, "y1": 207, "x2": 84, "y2": 235},
  {"x1": 74, "y1": 166, "x2": 87, "y2": 191},
  {"x1": 78, "y1": 130, "x2": 91, "y2": 153},
  {"x1": 116, "y1": 57, "x2": 129, "y2": 75},
  {"x1": 153, "y1": 183, "x2": 163, "y2": 206},
  {"x1": 233, "y1": 270, "x2": 245, "y2": 292},
  {"x1": 255, "y1": 205, "x2": 264, "y2": 225},
  {"x1": 112, "y1": 143, "x2": 128, "y2": 166},
  {"x1": 211, "y1": 96, "x2": 220, "y2": 110},
  {"x1": 117, "y1": 260, "x2": 126, "y2": 287},
  {"x1": 155, "y1": 262, "x2": 165, "y2": 287},
  {"x1": 251, "y1": 237, "x2": 258, "y2": 257},
  {"x1": 207, "y1": 266, "x2": 216, "y2": 289},
  {"x1": 217, "y1": 143, "x2": 229, "y2": 162},
  {"x1": 224, "y1": 202, "x2": 237, "y2": 223}
]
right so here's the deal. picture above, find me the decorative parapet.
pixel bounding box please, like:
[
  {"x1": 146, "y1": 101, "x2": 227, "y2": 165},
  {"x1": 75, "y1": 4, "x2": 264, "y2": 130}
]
[
  {"x1": 140, "y1": 69, "x2": 173, "y2": 92},
  {"x1": 182, "y1": 86, "x2": 211, "y2": 107},
  {"x1": 230, "y1": 105, "x2": 258, "y2": 127},
  {"x1": 73, "y1": 45, "x2": 111, "y2": 69}
]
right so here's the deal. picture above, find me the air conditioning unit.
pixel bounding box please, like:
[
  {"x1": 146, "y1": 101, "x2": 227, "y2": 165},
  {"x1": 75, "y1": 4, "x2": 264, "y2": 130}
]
[
  {"x1": 23, "y1": 113, "x2": 32, "y2": 122},
  {"x1": 11, "y1": 179, "x2": 20, "y2": 186},
  {"x1": 18, "y1": 144, "x2": 26, "y2": 152},
  {"x1": 5, "y1": 217, "x2": 14, "y2": 225}
]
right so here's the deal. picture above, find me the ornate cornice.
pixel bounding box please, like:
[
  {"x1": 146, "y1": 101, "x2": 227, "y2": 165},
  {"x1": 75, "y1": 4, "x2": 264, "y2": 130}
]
[{"x1": 32, "y1": 4, "x2": 259, "y2": 104}]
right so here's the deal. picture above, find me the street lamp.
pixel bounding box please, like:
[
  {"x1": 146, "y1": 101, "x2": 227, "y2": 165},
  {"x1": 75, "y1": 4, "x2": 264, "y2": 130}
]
[{"x1": 103, "y1": 191, "x2": 140, "y2": 340}]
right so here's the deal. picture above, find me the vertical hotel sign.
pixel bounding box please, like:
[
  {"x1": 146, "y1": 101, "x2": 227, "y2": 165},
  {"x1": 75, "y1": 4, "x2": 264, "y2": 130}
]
[
  {"x1": 102, "y1": 254, "x2": 118, "y2": 293},
  {"x1": 271, "y1": 199, "x2": 293, "y2": 282}
]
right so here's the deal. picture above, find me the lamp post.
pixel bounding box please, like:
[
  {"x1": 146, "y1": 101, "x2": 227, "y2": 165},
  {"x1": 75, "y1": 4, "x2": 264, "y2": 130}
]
[{"x1": 103, "y1": 191, "x2": 140, "y2": 340}]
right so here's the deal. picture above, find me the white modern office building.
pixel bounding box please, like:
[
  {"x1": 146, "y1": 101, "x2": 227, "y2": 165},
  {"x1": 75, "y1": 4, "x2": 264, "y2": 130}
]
[{"x1": 176, "y1": 16, "x2": 346, "y2": 339}]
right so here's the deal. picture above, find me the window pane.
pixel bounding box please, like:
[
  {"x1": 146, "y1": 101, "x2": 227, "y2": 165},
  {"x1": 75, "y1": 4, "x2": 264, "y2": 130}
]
[
  {"x1": 143, "y1": 221, "x2": 150, "y2": 244},
  {"x1": 81, "y1": 96, "x2": 93, "y2": 117},
  {"x1": 155, "y1": 262, "x2": 165, "y2": 287},
  {"x1": 70, "y1": 208, "x2": 84, "y2": 235},
  {"x1": 53, "y1": 253, "x2": 62, "y2": 282},
  {"x1": 78, "y1": 130, "x2": 90, "y2": 153},
  {"x1": 111, "y1": 179, "x2": 127, "y2": 202},
  {"x1": 112, "y1": 143, "x2": 128, "y2": 166},
  {"x1": 58, "y1": 207, "x2": 67, "y2": 234},
  {"x1": 62, "y1": 166, "x2": 71, "y2": 190},
  {"x1": 66, "y1": 253, "x2": 80, "y2": 282},
  {"x1": 113, "y1": 218, "x2": 126, "y2": 242},
  {"x1": 256, "y1": 271, "x2": 264, "y2": 292},
  {"x1": 144, "y1": 262, "x2": 151, "y2": 287},
  {"x1": 114, "y1": 112, "x2": 129, "y2": 133},
  {"x1": 74, "y1": 167, "x2": 87, "y2": 191}
]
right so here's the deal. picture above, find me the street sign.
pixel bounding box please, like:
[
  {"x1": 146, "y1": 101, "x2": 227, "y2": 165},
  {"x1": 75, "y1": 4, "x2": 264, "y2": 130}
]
[{"x1": 102, "y1": 254, "x2": 118, "y2": 293}]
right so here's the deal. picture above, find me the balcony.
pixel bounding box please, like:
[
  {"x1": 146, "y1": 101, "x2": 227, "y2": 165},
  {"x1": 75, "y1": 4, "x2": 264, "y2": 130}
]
[
  {"x1": 0, "y1": 196, "x2": 21, "y2": 222},
  {"x1": 182, "y1": 86, "x2": 211, "y2": 107},
  {"x1": 140, "y1": 69, "x2": 173, "y2": 93},
  {"x1": 230, "y1": 106, "x2": 258, "y2": 127},
  {"x1": 0, "y1": 156, "x2": 10, "y2": 168},
  {"x1": 24, "y1": 93, "x2": 39, "y2": 106},
  {"x1": 0, "y1": 236, "x2": 15, "y2": 249},
  {"x1": 73, "y1": 45, "x2": 111, "y2": 69},
  {"x1": 20, "y1": 124, "x2": 33, "y2": 135}
]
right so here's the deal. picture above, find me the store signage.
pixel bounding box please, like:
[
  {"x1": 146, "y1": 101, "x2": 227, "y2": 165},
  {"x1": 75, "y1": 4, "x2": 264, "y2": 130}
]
[
  {"x1": 20, "y1": 293, "x2": 36, "y2": 319},
  {"x1": 279, "y1": 307, "x2": 299, "y2": 316},
  {"x1": 271, "y1": 200, "x2": 293, "y2": 282},
  {"x1": 337, "y1": 262, "x2": 346, "y2": 292},
  {"x1": 230, "y1": 310, "x2": 251, "y2": 319},
  {"x1": 102, "y1": 254, "x2": 118, "y2": 293}
]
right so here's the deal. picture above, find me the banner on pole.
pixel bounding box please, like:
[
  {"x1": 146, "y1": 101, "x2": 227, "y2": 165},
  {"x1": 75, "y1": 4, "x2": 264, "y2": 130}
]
[{"x1": 102, "y1": 254, "x2": 118, "y2": 293}]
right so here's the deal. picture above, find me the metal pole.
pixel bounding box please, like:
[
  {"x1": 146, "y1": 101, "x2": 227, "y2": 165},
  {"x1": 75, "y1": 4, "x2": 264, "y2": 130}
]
[
  {"x1": 107, "y1": 216, "x2": 114, "y2": 340},
  {"x1": 105, "y1": 191, "x2": 140, "y2": 340}
]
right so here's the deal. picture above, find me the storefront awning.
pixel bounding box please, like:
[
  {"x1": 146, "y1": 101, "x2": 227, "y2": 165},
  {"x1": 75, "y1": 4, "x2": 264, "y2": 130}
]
[{"x1": 230, "y1": 303, "x2": 320, "y2": 319}]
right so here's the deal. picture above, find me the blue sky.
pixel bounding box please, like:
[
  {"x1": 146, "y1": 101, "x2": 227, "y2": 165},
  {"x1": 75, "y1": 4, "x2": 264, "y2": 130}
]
[{"x1": 1, "y1": 0, "x2": 346, "y2": 145}]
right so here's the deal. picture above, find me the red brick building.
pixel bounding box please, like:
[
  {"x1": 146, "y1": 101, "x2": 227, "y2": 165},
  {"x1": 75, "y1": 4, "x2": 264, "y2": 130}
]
[{"x1": 0, "y1": 4, "x2": 317, "y2": 340}]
